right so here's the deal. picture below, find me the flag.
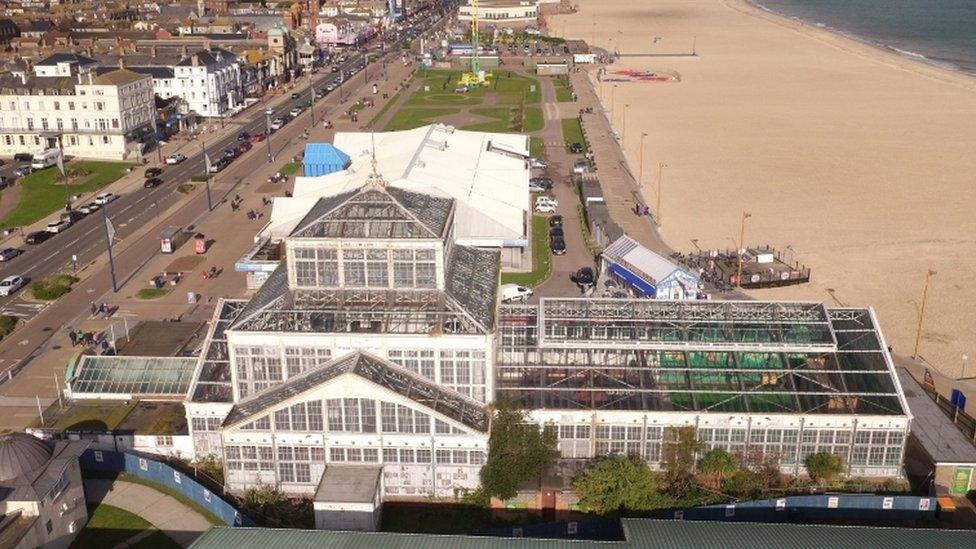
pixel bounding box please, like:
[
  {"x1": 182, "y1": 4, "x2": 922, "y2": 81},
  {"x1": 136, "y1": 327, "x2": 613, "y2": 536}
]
[
  {"x1": 204, "y1": 151, "x2": 211, "y2": 175},
  {"x1": 105, "y1": 217, "x2": 116, "y2": 243},
  {"x1": 56, "y1": 150, "x2": 66, "y2": 179}
]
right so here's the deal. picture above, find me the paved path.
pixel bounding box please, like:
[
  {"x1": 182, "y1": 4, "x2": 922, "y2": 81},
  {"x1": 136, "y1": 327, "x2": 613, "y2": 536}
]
[
  {"x1": 0, "y1": 182, "x2": 22, "y2": 223},
  {"x1": 84, "y1": 479, "x2": 212, "y2": 548}
]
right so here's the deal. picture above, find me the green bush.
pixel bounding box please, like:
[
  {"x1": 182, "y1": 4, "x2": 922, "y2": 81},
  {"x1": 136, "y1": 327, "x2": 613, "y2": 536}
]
[
  {"x1": 190, "y1": 174, "x2": 208, "y2": 182},
  {"x1": 0, "y1": 315, "x2": 17, "y2": 339},
  {"x1": 177, "y1": 183, "x2": 196, "y2": 194},
  {"x1": 30, "y1": 274, "x2": 78, "y2": 301}
]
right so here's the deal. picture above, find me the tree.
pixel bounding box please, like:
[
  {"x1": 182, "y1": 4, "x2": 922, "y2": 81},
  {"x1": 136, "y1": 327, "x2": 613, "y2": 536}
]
[
  {"x1": 479, "y1": 402, "x2": 557, "y2": 501},
  {"x1": 805, "y1": 452, "x2": 845, "y2": 484},
  {"x1": 698, "y1": 449, "x2": 738, "y2": 484},
  {"x1": 572, "y1": 455, "x2": 673, "y2": 514},
  {"x1": 661, "y1": 426, "x2": 702, "y2": 496}
]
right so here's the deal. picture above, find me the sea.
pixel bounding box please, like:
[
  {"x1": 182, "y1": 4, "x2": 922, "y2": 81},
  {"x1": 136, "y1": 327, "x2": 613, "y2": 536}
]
[{"x1": 751, "y1": 0, "x2": 976, "y2": 75}]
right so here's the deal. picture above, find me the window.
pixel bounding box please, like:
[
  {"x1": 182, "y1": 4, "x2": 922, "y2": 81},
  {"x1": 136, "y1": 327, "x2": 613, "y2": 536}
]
[
  {"x1": 54, "y1": 101, "x2": 60, "y2": 110},
  {"x1": 380, "y1": 402, "x2": 431, "y2": 434},
  {"x1": 191, "y1": 417, "x2": 222, "y2": 431},
  {"x1": 95, "y1": 102, "x2": 104, "y2": 111},
  {"x1": 284, "y1": 347, "x2": 332, "y2": 377},
  {"x1": 439, "y1": 350, "x2": 488, "y2": 402},
  {"x1": 392, "y1": 249, "x2": 436, "y2": 288},
  {"x1": 155, "y1": 436, "x2": 174, "y2": 447},
  {"x1": 68, "y1": 101, "x2": 74, "y2": 110},
  {"x1": 342, "y1": 250, "x2": 366, "y2": 286},
  {"x1": 225, "y1": 445, "x2": 274, "y2": 472},
  {"x1": 235, "y1": 345, "x2": 283, "y2": 397},
  {"x1": 326, "y1": 398, "x2": 376, "y2": 432},
  {"x1": 387, "y1": 349, "x2": 435, "y2": 380},
  {"x1": 292, "y1": 247, "x2": 338, "y2": 287},
  {"x1": 112, "y1": 118, "x2": 119, "y2": 129}
]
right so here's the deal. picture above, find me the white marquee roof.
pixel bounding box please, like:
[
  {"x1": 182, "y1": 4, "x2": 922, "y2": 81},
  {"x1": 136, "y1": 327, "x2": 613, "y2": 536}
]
[{"x1": 263, "y1": 125, "x2": 530, "y2": 245}]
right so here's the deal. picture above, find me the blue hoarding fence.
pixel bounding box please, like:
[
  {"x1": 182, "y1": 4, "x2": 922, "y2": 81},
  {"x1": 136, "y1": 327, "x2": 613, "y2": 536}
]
[
  {"x1": 659, "y1": 493, "x2": 936, "y2": 523},
  {"x1": 80, "y1": 449, "x2": 255, "y2": 527}
]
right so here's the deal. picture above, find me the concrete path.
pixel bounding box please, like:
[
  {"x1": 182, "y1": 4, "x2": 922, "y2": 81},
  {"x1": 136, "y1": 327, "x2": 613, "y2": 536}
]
[{"x1": 84, "y1": 479, "x2": 213, "y2": 548}]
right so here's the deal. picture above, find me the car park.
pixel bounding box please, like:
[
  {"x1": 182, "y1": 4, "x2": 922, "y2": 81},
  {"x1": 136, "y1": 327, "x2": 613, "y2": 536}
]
[
  {"x1": 46, "y1": 218, "x2": 71, "y2": 233},
  {"x1": 95, "y1": 192, "x2": 119, "y2": 205},
  {"x1": 165, "y1": 153, "x2": 186, "y2": 165},
  {"x1": 0, "y1": 248, "x2": 21, "y2": 261},
  {"x1": 25, "y1": 231, "x2": 52, "y2": 245},
  {"x1": 144, "y1": 177, "x2": 163, "y2": 188},
  {"x1": 0, "y1": 275, "x2": 25, "y2": 296},
  {"x1": 500, "y1": 283, "x2": 533, "y2": 303},
  {"x1": 144, "y1": 167, "x2": 163, "y2": 177},
  {"x1": 551, "y1": 235, "x2": 566, "y2": 255}
]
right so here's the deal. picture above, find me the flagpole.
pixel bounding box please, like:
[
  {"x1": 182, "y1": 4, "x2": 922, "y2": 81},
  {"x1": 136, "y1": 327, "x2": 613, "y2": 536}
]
[
  {"x1": 57, "y1": 137, "x2": 70, "y2": 212},
  {"x1": 101, "y1": 203, "x2": 118, "y2": 293},
  {"x1": 201, "y1": 140, "x2": 214, "y2": 211}
]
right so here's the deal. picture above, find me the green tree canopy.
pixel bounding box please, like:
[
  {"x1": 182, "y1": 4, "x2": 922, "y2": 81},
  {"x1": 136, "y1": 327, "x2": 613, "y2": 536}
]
[
  {"x1": 572, "y1": 455, "x2": 673, "y2": 515},
  {"x1": 479, "y1": 403, "x2": 557, "y2": 501},
  {"x1": 698, "y1": 449, "x2": 739, "y2": 480},
  {"x1": 805, "y1": 452, "x2": 845, "y2": 483}
]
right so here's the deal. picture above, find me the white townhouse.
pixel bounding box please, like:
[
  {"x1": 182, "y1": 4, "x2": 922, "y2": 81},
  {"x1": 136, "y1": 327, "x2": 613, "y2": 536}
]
[{"x1": 171, "y1": 47, "x2": 243, "y2": 118}]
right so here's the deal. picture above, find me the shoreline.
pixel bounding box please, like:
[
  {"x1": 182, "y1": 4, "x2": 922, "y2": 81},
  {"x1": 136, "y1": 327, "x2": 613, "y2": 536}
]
[
  {"x1": 744, "y1": 0, "x2": 976, "y2": 77},
  {"x1": 726, "y1": 0, "x2": 976, "y2": 92}
]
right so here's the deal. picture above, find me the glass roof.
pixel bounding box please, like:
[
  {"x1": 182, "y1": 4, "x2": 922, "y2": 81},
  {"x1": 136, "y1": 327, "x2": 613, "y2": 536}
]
[{"x1": 70, "y1": 356, "x2": 198, "y2": 397}]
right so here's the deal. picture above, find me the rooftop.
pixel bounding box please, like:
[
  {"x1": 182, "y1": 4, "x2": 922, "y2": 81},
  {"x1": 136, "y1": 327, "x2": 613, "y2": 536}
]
[
  {"x1": 896, "y1": 368, "x2": 976, "y2": 464},
  {"x1": 93, "y1": 68, "x2": 149, "y2": 86},
  {"x1": 602, "y1": 235, "x2": 690, "y2": 285},
  {"x1": 314, "y1": 465, "x2": 381, "y2": 503},
  {"x1": 68, "y1": 356, "x2": 198, "y2": 399},
  {"x1": 189, "y1": 519, "x2": 976, "y2": 548},
  {"x1": 35, "y1": 52, "x2": 97, "y2": 67},
  {"x1": 189, "y1": 299, "x2": 245, "y2": 403}
]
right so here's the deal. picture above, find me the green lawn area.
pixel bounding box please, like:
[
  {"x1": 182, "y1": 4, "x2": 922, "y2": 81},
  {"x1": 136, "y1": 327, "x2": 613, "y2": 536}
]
[
  {"x1": 279, "y1": 162, "x2": 300, "y2": 176},
  {"x1": 136, "y1": 287, "x2": 169, "y2": 300},
  {"x1": 553, "y1": 77, "x2": 573, "y2": 102},
  {"x1": 530, "y1": 136, "x2": 544, "y2": 158},
  {"x1": 368, "y1": 86, "x2": 406, "y2": 129},
  {"x1": 523, "y1": 108, "x2": 544, "y2": 132},
  {"x1": 500, "y1": 215, "x2": 551, "y2": 287},
  {"x1": 405, "y1": 70, "x2": 541, "y2": 107},
  {"x1": 72, "y1": 503, "x2": 179, "y2": 549},
  {"x1": 383, "y1": 107, "x2": 459, "y2": 131},
  {"x1": 0, "y1": 161, "x2": 131, "y2": 230},
  {"x1": 463, "y1": 107, "x2": 512, "y2": 132},
  {"x1": 561, "y1": 117, "x2": 588, "y2": 154}
]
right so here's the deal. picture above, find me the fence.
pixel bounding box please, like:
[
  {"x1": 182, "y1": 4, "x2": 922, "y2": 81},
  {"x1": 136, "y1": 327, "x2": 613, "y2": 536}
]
[
  {"x1": 925, "y1": 385, "x2": 976, "y2": 442},
  {"x1": 80, "y1": 449, "x2": 256, "y2": 527}
]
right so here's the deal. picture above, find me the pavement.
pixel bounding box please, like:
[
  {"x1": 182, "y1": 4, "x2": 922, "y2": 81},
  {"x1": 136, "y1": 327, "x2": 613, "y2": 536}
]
[
  {"x1": 0, "y1": 18, "x2": 444, "y2": 430},
  {"x1": 84, "y1": 479, "x2": 212, "y2": 548}
]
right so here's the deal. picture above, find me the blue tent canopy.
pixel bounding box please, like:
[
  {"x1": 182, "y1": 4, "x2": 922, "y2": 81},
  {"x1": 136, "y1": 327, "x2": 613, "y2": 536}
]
[
  {"x1": 303, "y1": 143, "x2": 351, "y2": 177},
  {"x1": 609, "y1": 263, "x2": 656, "y2": 297}
]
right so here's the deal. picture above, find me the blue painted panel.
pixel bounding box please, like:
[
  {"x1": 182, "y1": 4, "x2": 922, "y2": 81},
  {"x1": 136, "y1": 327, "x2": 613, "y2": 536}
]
[{"x1": 609, "y1": 263, "x2": 656, "y2": 297}]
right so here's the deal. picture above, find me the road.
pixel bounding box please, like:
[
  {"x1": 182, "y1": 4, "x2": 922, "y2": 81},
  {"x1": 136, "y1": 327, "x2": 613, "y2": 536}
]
[{"x1": 0, "y1": 10, "x2": 449, "y2": 384}]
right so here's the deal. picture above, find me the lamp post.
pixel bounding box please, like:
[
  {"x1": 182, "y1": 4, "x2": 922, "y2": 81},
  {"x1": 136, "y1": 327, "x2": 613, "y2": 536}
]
[
  {"x1": 912, "y1": 269, "x2": 937, "y2": 359},
  {"x1": 610, "y1": 84, "x2": 617, "y2": 125},
  {"x1": 621, "y1": 103, "x2": 630, "y2": 144},
  {"x1": 265, "y1": 110, "x2": 273, "y2": 163},
  {"x1": 638, "y1": 132, "x2": 648, "y2": 187},
  {"x1": 656, "y1": 162, "x2": 667, "y2": 222},
  {"x1": 735, "y1": 212, "x2": 752, "y2": 287},
  {"x1": 308, "y1": 70, "x2": 316, "y2": 127}
]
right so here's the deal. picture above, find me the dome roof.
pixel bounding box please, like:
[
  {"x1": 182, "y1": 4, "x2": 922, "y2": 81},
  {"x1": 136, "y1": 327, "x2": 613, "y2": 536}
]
[{"x1": 0, "y1": 433, "x2": 52, "y2": 482}]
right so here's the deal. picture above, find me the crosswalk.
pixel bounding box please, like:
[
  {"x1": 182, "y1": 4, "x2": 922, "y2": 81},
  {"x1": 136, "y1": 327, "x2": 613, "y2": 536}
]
[{"x1": 0, "y1": 299, "x2": 49, "y2": 322}]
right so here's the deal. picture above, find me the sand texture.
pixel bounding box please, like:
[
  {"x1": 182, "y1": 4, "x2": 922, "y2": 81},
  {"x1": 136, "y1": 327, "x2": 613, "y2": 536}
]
[{"x1": 549, "y1": 0, "x2": 976, "y2": 376}]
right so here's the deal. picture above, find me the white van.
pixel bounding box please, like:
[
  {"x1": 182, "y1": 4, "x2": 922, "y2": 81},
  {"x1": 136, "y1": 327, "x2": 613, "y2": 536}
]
[
  {"x1": 500, "y1": 284, "x2": 533, "y2": 304},
  {"x1": 31, "y1": 149, "x2": 60, "y2": 170}
]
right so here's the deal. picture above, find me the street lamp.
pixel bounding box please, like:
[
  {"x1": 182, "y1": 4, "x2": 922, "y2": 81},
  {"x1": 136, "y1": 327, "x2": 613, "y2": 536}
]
[
  {"x1": 638, "y1": 132, "x2": 648, "y2": 187},
  {"x1": 265, "y1": 110, "x2": 273, "y2": 163},
  {"x1": 912, "y1": 269, "x2": 937, "y2": 359},
  {"x1": 610, "y1": 85, "x2": 617, "y2": 124},
  {"x1": 735, "y1": 212, "x2": 752, "y2": 287},
  {"x1": 621, "y1": 103, "x2": 630, "y2": 144},
  {"x1": 656, "y1": 162, "x2": 667, "y2": 222}
]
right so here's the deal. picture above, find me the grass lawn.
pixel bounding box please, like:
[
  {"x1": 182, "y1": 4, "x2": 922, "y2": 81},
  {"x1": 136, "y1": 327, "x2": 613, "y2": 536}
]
[
  {"x1": 72, "y1": 503, "x2": 179, "y2": 549},
  {"x1": 279, "y1": 162, "x2": 300, "y2": 176},
  {"x1": 0, "y1": 161, "x2": 130, "y2": 230},
  {"x1": 523, "y1": 108, "x2": 544, "y2": 132},
  {"x1": 463, "y1": 107, "x2": 512, "y2": 132},
  {"x1": 500, "y1": 215, "x2": 551, "y2": 287},
  {"x1": 405, "y1": 70, "x2": 541, "y2": 107},
  {"x1": 136, "y1": 287, "x2": 169, "y2": 300},
  {"x1": 383, "y1": 107, "x2": 459, "y2": 131},
  {"x1": 368, "y1": 86, "x2": 406, "y2": 128},
  {"x1": 561, "y1": 118, "x2": 589, "y2": 154},
  {"x1": 529, "y1": 136, "x2": 544, "y2": 158},
  {"x1": 553, "y1": 77, "x2": 573, "y2": 102}
]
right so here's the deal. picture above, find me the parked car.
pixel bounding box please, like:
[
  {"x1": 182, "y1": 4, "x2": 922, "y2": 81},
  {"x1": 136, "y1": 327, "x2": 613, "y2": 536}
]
[
  {"x1": 529, "y1": 157, "x2": 548, "y2": 169},
  {"x1": 535, "y1": 202, "x2": 556, "y2": 214},
  {"x1": 250, "y1": 132, "x2": 266, "y2": 143},
  {"x1": 222, "y1": 148, "x2": 239, "y2": 160},
  {"x1": 144, "y1": 167, "x2": 163, "y2": 178},
  {"x1": 569, "y1": 142, "x2": 584, "y2": 154},
  {"x1": 500, "y1": 283, "x2": 533, "y2": 304},
  {"x1": 551, "y1": 235, "x2": 566, "y2": 255},
  {"x1": 549, "y1": 215, "x2": 563, "y2": 228},
  {"x1": 25, "y1": 231, "x2": 52, "y2": 245},
  {"x1": 46, "y1": 218, "x2": 71, "y2": 233},
  {"x1": 573, "y1": 159, "x2": 588, "y2": 174},
  {"x1": 94, "y1": 192, "x2": 119, "y2": 205},
  {"x1": 289, "y1": 106, "x2": 303, "y2": 117},
  {"x1": 550, "y1": 226, "x2": 564, "y2": 239},
  {"x1": 0, "y1": 275, "x2": 25, "y2": 296},
  {"x1": 270, "y1": 118, "x2": 286, "y2": 131},
  {"x1": 13, "y1": 152, "x2": 32, "y2": 162},
  {"x1": 535, "y1": 196, "x2": 558, "y2": 208},
  {"x1": 77, "y1": 203, "x2": 99, "y2": 215},
  {"x1": 326, "y1": 83, "x2": 337, "y2": 92},
  {"x1": 571, "y1": 267, "x2": 595, "y2": 286},
  {"x1": 315, "y1": 89, "x2": 326, "y2": 99},
  {"x1": 238, "y1": 141, "x2": 253, "y2": 153},
  {"x1": 331, "y1": 66, "x2": 340, "y2": 73},
  {"x1": 144, "y1": 177, "x2": 163, "y2": 188},
  {"x1": 13, "y1": 166, "x2": 33, "y2": 178},
  {"x1": 291, "y1": 92, "x2": 300, "y2": 99},
  {"x1": 165, "y1": 153, "x2": 186, "y2": 165},
  {"x1": 528, "y1": 180, "x2": 548, "y2": 193},
  {"x1": 530, "y1": 176, "x2": 552, "y2": 188},
  {"x1": 0, "y1": 176, "x2": 9, "y2": 189},
  {"x1": 0, "y1": 248, "x2": 21, "y2": 261},
  {"x1": 237, "y1": 131, "x2": 250, "y2": 142}
]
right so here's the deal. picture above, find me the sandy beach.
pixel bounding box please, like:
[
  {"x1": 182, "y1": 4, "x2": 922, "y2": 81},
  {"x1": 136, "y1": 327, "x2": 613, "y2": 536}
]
[{"x1": 550, "y1": 0, "x2": 976, "y2": 376}]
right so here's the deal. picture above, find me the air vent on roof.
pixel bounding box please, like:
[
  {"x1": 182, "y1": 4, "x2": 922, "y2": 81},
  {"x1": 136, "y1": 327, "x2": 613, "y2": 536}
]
[
  {"x1": 434, "y1": 124, "x2": 455, "y2": 134},
  {"x1": 415, "y1": 160, "x2": 426, "y2": 168},
  {"x1": 425, "y1": 140, "x2": 448, "y2": 151}
]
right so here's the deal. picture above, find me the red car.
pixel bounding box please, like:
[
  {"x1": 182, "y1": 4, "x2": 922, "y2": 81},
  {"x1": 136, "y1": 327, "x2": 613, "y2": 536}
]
[
  {"x1": 238, "y1": 141, "x2": 253, "y2": 153},
  {"x1": 250, "y1": 132, "x2": 266, "y2": 143}
]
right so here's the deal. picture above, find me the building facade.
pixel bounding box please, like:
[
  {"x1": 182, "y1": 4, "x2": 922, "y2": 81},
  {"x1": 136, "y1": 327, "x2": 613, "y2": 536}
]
[
  {"x1": 0, "y1": 55, "x2": 155, "y2": 160},
  {"x1": 458, "y1": 0, "x2": 539, "y2": 27}
]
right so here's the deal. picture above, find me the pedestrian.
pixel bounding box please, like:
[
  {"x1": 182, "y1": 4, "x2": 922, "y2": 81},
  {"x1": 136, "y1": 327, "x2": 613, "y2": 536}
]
[
  {"x1": 202, "y1": 270, "x2": 209, "y2": 280},
  {"x1": 90, "y1": 301, "x2": 97, "y2": 317}
]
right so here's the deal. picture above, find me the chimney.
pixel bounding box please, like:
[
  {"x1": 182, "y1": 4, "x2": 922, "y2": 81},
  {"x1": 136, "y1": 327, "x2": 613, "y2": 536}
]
[
  {"x1": 192, "y1": 54, "x2": 199, "y2": 66},
  {"x1": 118, "y1": 57, "x2": 125, "y2": 69},
  {"x1": 181, "y1": 45, "x2": 189, "y2": 58},
  {"x1": 19, "y1": 71, "x2": 26, "y2": 85},
  {"x1": 88, "y1": 70, "x2": 94, "y2": 84},
  {"x1": 151, "y1": 45, "x2": 157, "y2": 58}
]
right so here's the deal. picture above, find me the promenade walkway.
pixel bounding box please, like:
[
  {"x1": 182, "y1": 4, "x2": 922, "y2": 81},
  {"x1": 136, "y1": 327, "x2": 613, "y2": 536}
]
[{"x1": 84, "y1": 479, "x2": 213, "y2": 547}]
